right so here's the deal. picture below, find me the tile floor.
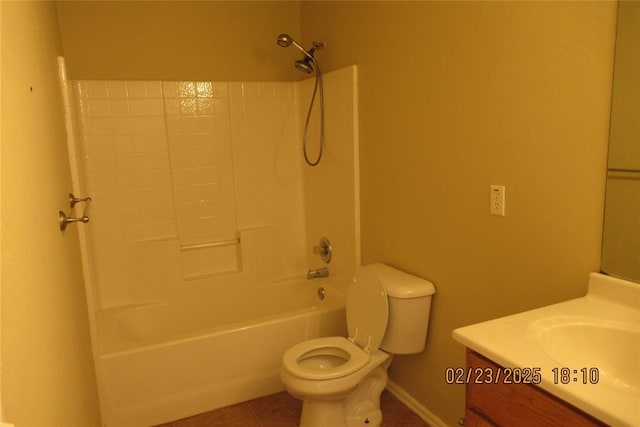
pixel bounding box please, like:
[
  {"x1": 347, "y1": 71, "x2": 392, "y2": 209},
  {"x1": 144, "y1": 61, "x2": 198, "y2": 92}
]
[{"x1": 157, "y1": 390, "x2": 430, "y2": 427}]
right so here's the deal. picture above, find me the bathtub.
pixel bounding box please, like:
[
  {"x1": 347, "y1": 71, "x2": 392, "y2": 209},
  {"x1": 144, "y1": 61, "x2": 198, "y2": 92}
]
[{"x1": 97, "y1": 277, "x2": 346, "y2": 426}]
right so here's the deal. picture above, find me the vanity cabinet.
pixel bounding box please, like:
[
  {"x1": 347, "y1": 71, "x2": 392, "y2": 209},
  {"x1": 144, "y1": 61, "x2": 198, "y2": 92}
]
[{"x1": 465, "y1": 350, "x2": 607, "y2": 427}]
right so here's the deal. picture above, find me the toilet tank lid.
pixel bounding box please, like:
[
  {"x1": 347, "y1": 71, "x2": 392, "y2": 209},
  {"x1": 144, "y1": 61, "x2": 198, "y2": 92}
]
[{"x1": 366, "y1": 263, "x2": 436, "y2": 298}]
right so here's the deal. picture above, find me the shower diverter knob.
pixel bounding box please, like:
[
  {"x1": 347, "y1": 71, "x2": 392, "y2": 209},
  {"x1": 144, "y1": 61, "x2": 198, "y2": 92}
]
[{"x1": 313, "y1": 237, "x2": 332, "y2": 264}]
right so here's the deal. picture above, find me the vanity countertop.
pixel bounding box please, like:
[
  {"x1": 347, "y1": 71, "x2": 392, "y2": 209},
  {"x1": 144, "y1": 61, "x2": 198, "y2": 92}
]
[{"x1": 452, "y1": 273, "x2": 640, "y2": 427}]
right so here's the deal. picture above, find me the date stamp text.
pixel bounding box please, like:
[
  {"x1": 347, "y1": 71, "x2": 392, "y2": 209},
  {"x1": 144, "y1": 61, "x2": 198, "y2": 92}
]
[{"x1": 445, "y1": 366, "x2": 542, "y2": 385}]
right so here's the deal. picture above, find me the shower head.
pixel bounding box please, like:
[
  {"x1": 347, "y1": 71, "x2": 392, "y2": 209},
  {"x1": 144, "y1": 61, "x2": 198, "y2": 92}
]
[
  {"x1": 276, "y1": 33, "x2": 309, "y2": 57},
  {"x1": 276, "y1": 33, "x2": 320, "y2": 60},
  {"x1": 295, "y1": 58, "x2": 315, "y2": 74},
  {"x1": 276, "y1": 33, "x2": 294, "y2": 48}
]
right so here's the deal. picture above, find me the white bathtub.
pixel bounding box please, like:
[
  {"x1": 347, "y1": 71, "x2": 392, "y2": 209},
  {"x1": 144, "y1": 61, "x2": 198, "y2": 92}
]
[{"x1": 97, "y1": 278, "x2": 346, "y2": 426}]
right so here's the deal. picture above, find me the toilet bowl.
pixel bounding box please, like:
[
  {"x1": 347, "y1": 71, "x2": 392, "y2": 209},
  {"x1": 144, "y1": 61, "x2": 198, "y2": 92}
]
[
  {"x1": 281, "y1": 336, "x2": 390, "y2": 399},
  {"x1": 280, "y1": 263, "x2": 436, "y2": 427}
]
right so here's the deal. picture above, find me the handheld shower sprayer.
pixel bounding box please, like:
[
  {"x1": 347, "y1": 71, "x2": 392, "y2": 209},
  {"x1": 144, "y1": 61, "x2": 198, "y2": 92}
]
[
  {"x1": 276, "y1": 34, "x2": 323, "y2": 60},
  {"x1": 276, "y1": 33, "x2": 326, "y2": 166}
]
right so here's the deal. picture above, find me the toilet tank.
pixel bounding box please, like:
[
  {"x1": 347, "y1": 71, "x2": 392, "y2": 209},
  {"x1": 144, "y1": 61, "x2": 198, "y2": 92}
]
[{"x1": 369, "y1": 264, "x2": 436, "y2": 355}]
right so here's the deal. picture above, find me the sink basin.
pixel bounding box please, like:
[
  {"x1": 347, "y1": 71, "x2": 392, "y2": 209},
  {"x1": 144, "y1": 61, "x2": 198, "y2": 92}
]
[{"x1": 532, "y1": 317, "x2": 639, "y2": 394}]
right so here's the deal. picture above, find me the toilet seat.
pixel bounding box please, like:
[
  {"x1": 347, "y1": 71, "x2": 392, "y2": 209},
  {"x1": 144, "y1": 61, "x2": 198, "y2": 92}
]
[{"x1": 282, "y1": 336, "x2": 370, "y2": 380}]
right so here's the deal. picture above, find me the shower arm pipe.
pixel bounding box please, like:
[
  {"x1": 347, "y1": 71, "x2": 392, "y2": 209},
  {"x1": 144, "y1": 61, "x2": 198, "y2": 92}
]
[{"x1": 291, "y1": 40, "x2": 315, "y2": 60}]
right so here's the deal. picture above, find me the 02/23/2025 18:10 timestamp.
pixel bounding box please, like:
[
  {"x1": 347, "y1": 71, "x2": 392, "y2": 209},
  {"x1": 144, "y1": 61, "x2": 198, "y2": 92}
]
[{"x1": 445, "y1": 366, "x2": 600, "y2": 385}]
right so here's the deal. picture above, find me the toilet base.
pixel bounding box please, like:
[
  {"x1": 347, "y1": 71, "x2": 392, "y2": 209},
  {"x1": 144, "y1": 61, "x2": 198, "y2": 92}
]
[
  {"x1": 297, "y1": 362, "x2": 389, "y2": 427},
  {"x1": 300, "y1": 399, "x2": 348, "y2": 427},
  {"x1": 344, "y1": 363, "x2": 388, "y2": 427}
]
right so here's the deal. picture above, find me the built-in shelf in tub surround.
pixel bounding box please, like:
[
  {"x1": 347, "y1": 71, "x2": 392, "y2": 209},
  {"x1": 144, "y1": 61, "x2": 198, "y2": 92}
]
[
  {"x1": 452, "y1": 273, "x2": 640, "y2": 427},
  {"x1": 180, "y1": 237, "x2": 241, "y2": 279}
]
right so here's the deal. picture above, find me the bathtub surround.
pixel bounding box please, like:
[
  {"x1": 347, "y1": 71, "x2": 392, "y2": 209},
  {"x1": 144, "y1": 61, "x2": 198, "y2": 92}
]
[
  {"x1": 302, "y1": 67, "x2": 360, "y2": 296},
  {"x1": 71, "y1": 68, "x2": 357, "y2": 310},
  {"x1": 72, "y1": 78, "x2": 304, "y2": 306},
  {"x1": 64, "y1": 66, "x2": 359, "y2": 425}
]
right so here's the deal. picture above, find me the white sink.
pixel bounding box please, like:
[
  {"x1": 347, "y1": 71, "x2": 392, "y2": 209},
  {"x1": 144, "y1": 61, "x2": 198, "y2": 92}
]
[
  {"x1": 532, "y1": 316, "x2": 640, "y2": 394},
  {"x1": 452, "y1": 273, "x2": 640, "y2": 427}
]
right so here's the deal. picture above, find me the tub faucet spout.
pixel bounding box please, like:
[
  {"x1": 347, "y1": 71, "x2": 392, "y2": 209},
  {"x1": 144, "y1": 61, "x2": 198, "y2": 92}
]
[{"x1": 307, "y1": 267, "x2": 329, "y2": 279}]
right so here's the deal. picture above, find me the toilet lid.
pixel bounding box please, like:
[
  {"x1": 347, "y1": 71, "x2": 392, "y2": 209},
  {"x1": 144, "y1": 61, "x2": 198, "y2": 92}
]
[{"x1": 346, "y1": 266, "x2": 389, "y2": 354}]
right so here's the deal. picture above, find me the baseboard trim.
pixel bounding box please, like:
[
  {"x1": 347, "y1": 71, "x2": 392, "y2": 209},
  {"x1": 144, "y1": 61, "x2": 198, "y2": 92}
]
[{"x1": 385, "y1": 380, "x2": 450, "y2": 427}]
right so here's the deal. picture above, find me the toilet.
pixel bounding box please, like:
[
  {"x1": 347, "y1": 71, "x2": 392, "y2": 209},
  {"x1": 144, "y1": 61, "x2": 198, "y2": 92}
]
[{"x1": 280, "y1": 263, "x2": 436, "y2": 427}]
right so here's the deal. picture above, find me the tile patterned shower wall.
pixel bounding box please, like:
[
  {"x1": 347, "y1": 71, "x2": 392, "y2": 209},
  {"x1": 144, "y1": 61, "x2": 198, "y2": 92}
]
[
  {"x1": 73, "y1": 79, "x2": 305, "y2": 308},
  {"x1": 74, "y1": 80, "x2": 182, "y2": 305},
  {"x1": 228, "y1": 81, "x2": 305, "y2": 280},
  {"x1": 163, "y1": 81, "x2": 240, "y2": 279},
  {"x1": 163, "y1": 81, "x2": 236, "y2": 246},
  {"x1": 72, "y1": 66, "x2": 357, "y2": 309}
]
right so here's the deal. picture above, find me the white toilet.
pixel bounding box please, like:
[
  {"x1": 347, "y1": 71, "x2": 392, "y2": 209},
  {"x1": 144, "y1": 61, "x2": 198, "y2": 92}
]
[{"x1": 280, "y1": 263, "x2": 436, "y2": 427}]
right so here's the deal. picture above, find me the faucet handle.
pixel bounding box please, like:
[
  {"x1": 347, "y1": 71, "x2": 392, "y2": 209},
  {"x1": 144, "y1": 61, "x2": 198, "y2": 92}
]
[{"x1": 312, "y1": 237, "x2": 332, "y2": 263}]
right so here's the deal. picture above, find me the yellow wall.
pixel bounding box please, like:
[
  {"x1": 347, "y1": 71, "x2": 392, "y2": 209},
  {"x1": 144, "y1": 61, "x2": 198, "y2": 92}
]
[
  {"x1": 56, "y1": 1, "x2": 302, "y2": 82},
  {"x1": 301, "y1": 1, "x2": 616, "y2": 424},
  {"x1": 1, "y1": 1, "x2": 101, "y2": 425}
]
